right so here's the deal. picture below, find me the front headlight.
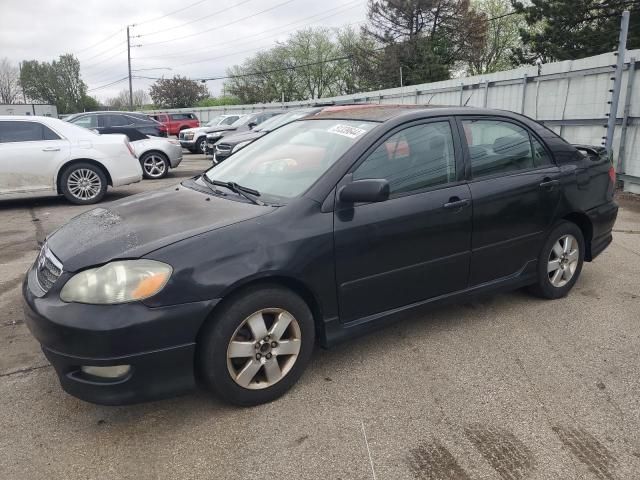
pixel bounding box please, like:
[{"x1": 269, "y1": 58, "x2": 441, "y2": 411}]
[
  {"x1": 232, "y1": 140, "x2": 251, "y2": 153},
  {"x1": 184, "y1": 132, "x2": 194, "y2": 140},
  {"x1": 60, "y1": 260, "x2": 172, "y2": 304}
]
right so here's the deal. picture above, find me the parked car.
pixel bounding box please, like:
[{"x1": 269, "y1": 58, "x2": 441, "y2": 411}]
[
  {"x1": 213, "y1": 107, "x2": 325, "y2": 163},
  {"x1": 178, "y1": 114, "x2": 242, "y2": 153},
  {"x1": 22, "y1": 105, "x2": 618, "y2": 407},
  {"x1": 149, "y1": 112, "x2": 200, "y2": 136},
  {"x1": 66, "y1": 111, "x2": 167, "y2": 137},
  {"x1": 95, "y1": 127, "x2": 183, "y2": 179},
  {"x1": 0, "y1": 116, "x2": 142, "y2": 204},
  {"x1": 205, "y1": 111, "x2": 284, "y2": 157}
]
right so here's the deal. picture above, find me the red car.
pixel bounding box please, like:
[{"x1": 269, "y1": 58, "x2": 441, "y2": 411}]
[{"x1": 150, "y1": 113, "x2": 200, "y2": 136}]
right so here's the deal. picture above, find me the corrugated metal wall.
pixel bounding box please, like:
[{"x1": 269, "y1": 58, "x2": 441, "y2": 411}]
[{"x1": 145, "y1": 50, "x2": 640, "y2": 192}]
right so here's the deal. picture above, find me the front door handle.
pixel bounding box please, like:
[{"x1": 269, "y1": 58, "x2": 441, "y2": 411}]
[
  {"x1": 539, "y1": 179, "x2": 560, "y2": 190},
  {"x1": 443, "y1": 198, "x2": 470, "y2": 210},
  {"x1": 42, "y1": 147, "x2": 60, "y2": 152}
]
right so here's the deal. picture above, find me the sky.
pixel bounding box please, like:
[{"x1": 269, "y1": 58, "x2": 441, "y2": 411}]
[{"x1": 0, "y1": 0, "x2": 369, "y2": 102}]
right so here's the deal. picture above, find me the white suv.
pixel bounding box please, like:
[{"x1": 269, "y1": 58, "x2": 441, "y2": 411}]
[{"x1": 0, "y1": 116, "x2": 142, "y2": 204}]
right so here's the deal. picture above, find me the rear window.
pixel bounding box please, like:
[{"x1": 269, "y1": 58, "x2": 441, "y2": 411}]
[{"x1": 0, "y1": 121, "x2": 61, "y2": 143}]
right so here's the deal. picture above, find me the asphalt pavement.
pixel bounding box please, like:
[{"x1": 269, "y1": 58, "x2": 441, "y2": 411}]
[{"x1": 1, "y1": 155, "x2": 639, "y2": 479}]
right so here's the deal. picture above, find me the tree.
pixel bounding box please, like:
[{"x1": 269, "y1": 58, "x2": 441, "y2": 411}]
[
  {"x1": 106, "y1": 88, "x2": 149, "y2": 109},
  {"x1": 0, "y1": 58, "x2": 22, "y2": 104},
  {"x1": 365, "y1": 0, "x2": 487, "y2": 87},
  {"x1": 511, "y1": 0, "x2": 640, "y2": 63},
  {"x1": 149, "y1": 76, "x2": 208, "y2": 108},
  {"x1": 461, "y1": 0, "x2": 524, "y2": 75},
  {"x1": 20, "y1": 54, "x2": 90, "y2": 114}
]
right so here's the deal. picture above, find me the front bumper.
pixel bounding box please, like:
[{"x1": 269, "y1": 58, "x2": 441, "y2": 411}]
[
  {"x1": 22, "y1": 271, "x2": 219, "y2": 405},
  {"x1": 179, "y1": 139, "x2": 197, "y2": 149}
]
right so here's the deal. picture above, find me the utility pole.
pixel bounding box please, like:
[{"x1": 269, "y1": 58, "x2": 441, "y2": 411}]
[
  {"x1": 127, "y1": 25, "x2": 133, "y2": 110},
  {"x1": 605, "y1": 10, "x2": 630, "y2": 154}
]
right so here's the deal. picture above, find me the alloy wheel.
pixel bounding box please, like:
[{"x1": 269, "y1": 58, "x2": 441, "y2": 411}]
[
  {"x1": 67, "y1": 168, "x2": 102, "y2": 201},
  {"x1": 226, "y1": 308, "x2": 302, "y2": 390},
  {"x1": 547, "y1": 234, "x2": 579, "y2": 288},
  {"x1": 199, "y1": 138, "x2": 207, "y2": 154},
  {"x1": 143, "y1": 155, "x2": 167, "y2": 178}
]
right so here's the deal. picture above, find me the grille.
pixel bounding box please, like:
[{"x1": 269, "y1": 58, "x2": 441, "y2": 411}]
[{"x1": 35, "y1": 245, "x2": 63, "y2": 293}]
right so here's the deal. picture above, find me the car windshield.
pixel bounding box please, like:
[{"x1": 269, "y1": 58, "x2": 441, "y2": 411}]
[
  {"x1": 256, "y1": 110, "x2": 314, "y2": 132},
  {"x1": 230, "y1": 115, "x2": 254, "y2": 127},
  {"x1": 205, "y1": 116, "x2": 225, "y2": 127},
  {"x1": 203, "y1": 119, "x2": 375, "y2": 203}
]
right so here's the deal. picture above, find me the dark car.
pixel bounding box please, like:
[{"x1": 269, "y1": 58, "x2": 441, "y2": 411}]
[
  {"x1": 213, "y1": 107, "x2": 324, "y2": 163},
  {"x1": 66, "y1": 111, "x2": 167, "y2": 137},
  {"x1": 23, "y1": 105, "x2": 618, "y2": 407},
  {"x1": 205, "y1": 111, "x2": 284, "y2": 157}
]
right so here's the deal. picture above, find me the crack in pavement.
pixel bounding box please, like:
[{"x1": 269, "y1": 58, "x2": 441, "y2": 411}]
[{"x1": 0, "y1": 364, "x2": 51, "y2": 379}]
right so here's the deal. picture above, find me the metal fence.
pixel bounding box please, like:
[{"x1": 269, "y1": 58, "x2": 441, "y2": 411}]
[{"x1": 145, "y1": 49, "x2": 640, "y2": 194}]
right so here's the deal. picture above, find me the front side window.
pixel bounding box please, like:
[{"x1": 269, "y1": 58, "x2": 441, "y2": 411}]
[
  {"x1": 462, "y1": 119, "x2": 540, "y2": 179},
  {"x1": 204, "y1": 119, "x2": 375, "y2": 202},
  {"x1": 70, "y1": 115, "x2": 97, "y2": 128},
  {"x1": 0, "y1": 121, "x2": 59, "y2": 143},
  {"x1": 353, "y1": 121, "x2": 457, "y2": 195},
  {"x1": 222, "y1": 116, "x2": 239, "y2": 125}
]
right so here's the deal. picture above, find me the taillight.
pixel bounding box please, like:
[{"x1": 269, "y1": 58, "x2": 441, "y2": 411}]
[
  {"x1": 608, "y1": 166, "x2": 616, "y2": 184},
  {"x1": 125, "y1": 140, "x2": 136, "y2": 158}
]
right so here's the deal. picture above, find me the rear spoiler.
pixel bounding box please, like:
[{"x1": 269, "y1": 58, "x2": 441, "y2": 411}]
[{"x1": 572, "y1": 144, "x2": 613, "y2": 163}]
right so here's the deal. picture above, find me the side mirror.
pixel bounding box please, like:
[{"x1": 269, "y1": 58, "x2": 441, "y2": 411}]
[
  {"x1": 248, "y1": 121, "x2": 257, "y2": 130},
  {"x1": 338, "y1": 179, "x2": 390, "y2": 204}
]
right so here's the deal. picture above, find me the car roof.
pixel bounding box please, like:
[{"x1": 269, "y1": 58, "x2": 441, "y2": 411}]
[{"x1": 310, "y1": 104, "x2": 527, "y2": 122}]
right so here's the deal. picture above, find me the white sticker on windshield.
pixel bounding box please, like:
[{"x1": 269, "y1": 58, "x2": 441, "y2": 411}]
[{"x1": 327, "y1": 124, "x2": 367, "y2": 139}]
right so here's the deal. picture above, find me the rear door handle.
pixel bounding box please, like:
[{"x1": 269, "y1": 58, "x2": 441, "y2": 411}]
[
  {"x1": 42, "y1": 147, "x2": 60, "y2": 152},
  {"x1": 443, "y1": 198, "x2": 470, "y2": 210},
  {"x1": 539, "y1": 179, "x2": 560, "y2": 190}
]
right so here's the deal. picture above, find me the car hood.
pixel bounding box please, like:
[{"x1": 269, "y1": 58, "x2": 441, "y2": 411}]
[
  {"x1": 218, "y1": 130, "x2": 266, "y2": 145},
  {"x1": 47, "y1": 185, "x2": 273, "y2": 272},
  {"x1": 184, "y1": 125, "x2": 235, "y2": 135}
]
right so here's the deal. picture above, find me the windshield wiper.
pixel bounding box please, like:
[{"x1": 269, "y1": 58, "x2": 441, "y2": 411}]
[{"x1": 201, "y1": 174, "x2": 264, "y2": 206}]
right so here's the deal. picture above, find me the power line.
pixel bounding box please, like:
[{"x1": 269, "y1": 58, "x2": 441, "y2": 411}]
[
  {"x1": 136, "y1": 0, "x2": 256, "y2": 37},
  {"x1": 132, "y1": 0, "x2": 363, "y2": 61},
  {"x1": 134, "y1": 46, "x2": 386, "y2": 83},
  {"x1": 79, "y1": 38, "x2": 126, "y2": 62},
  {"x1": 73, "y1": 28, "x2": 124, "y2": 56},
  {"x1": 82, "y1": 48, "x2": 128, "y2": 70},
  {"x1": 138, "y1": 0, "x2": 299, "y2": 47},
  {"x1": 133, "y1": 0, "x2": 210, "y2": 26},
  {"x1": 87, "y1": 76, "x2": 129, "y2": 92}
]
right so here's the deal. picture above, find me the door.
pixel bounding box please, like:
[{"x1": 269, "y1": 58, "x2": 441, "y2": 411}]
[
  {"x1": 0, "y1": 120, "x2": 69, "y2": 195},
  {"x1": 459, "y1": 117, "x2": 563, "y2": 285},
  {"x1": 334, "y1": 119, "x2": 472, "y2": 323}
]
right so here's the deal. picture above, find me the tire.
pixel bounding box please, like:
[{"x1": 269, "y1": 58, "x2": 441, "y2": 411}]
[
  {"x1": 196, "y1": 136, "x2": 207, "y2": 154},
  {"x1": 140, "y1": 151, "x2": 169, "y2": 179},
  {"x1": 60, "y1": 162, "x2": 107, "y2": 205},
  {"x1": 197, "y1": 285, "x2": 315, "y2": 406},
  {"x1": 529, "y1": 221, "x2": 585, "y2": 299}
]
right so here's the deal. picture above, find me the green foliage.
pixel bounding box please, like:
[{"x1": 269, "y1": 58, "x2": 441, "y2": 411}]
[
  {"x1": 224, "y1": 27, "x2": 379, "y2": 103},
  {"x1": 511, "y1": 0, "x2": 640, "y2": 63},
  {"x1": 149, "y1": 76, "x2": 209, "y2": 108},
  {"x1": 20, "y1": 54, "x2": 89, "y2": 114},
  {"x1": 196, "y1": 96, "x2": 242, "y2": 107}
]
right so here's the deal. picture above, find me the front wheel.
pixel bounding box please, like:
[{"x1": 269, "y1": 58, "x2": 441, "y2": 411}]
[
  {"x1": 140, "y1": 152, "x2": 169, "y2": 179},
  {"x1": 60, "y1": 163, "x2": 107, "y2": 205},
  {"x1": 529, "y1": 221, "x2": 585, "y2": 299},
  {"x1": 196, "y1": 136, "x2": 207, "y2": 154},
  {"x1": 197, "y1": 285, "x2": 315, "y2": 406}
]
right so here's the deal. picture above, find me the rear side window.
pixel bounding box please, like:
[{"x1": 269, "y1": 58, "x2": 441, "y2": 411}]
[
  {"x1": 462, "y1": 119, "x2": 551, "y2": 179},
  {"x1": 0, "y1": 121, "x2": 60, "y2": 143},
  {"x1": 170, "y1": 113, "x2": 195, "y2": 120},
  {"x1": 105, "y1": 115, "x2": 133, "y2": 127},
  {"x1": 354, "y1": 121, "x2": 457, "y2": 195}
]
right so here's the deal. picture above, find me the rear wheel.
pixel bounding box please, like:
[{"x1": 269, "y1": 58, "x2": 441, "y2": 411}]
[
  {"x1": 140, "y1": 151, "x2": 169, "y2": 179},
  {"x1": 529, "y1": 221, "x2": 584, "y2": 299},
  {"x1": 197, "y1": 285, "x2": 314, "y2": 406},
  {"x1": 60, "y1": 162, "x2": 107, "y2": 205}
]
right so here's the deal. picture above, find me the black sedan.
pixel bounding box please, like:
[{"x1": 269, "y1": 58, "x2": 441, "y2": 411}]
[
  {"x1": 23, "y1": 105, "x2": 618, "y2": 406},
  {"x1": 66, "y1": 111, "x2": 167, "y2": 137},
  {"x1": 212, "y1": 107, "x2": 324, "y2": 163}
]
